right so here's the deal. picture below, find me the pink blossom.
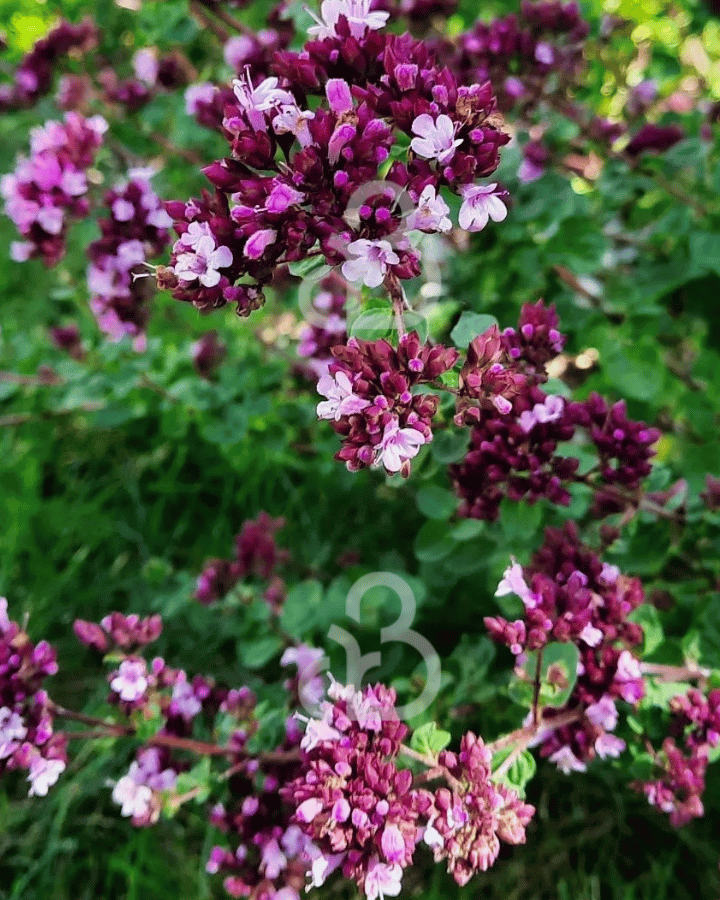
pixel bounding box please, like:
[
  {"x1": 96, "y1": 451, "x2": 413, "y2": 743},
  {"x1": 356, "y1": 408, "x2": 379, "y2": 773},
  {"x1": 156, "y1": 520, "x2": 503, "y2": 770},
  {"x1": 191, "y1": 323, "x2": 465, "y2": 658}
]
[
  {"x1": 224, "y1": 36, "x2": 254, "y2": 70},
  {"x1": 272, "y1": 104, "x2": 315, "y2": 147},
  {"x1": 410, "y1": 114, "x2": 462, "y2": 164},
  {"x1": 132, "y1": 48, "x2": 158, "y2": 85},
  {"x1": 244, "y1": 228, "x2": 277, "y2": 259},
  {"x1": 458, "y1": 183, "x2": 508, "y2": 232},
  {"x1": 364, "y1": 857, "x2": 403, "y2": 900},
  {"x1": 233, "y1": 73, "x2": 294, "y2": 131},
  {"x1": 307, "y1": 0, "x2": 389, "y2": 40},
  {"x1": 326, "y1": 79, "x2": 353, "y2": 116},
  {"x1": 406, "y1": 185, "x2": 451, "y2": 233},
  {"x1": 579, "y1": 622, "x2": 603, "y2": 646},
  {"x1": 317, "y1": 370, "x2": 370, "y2": 421},
  {"x1": 170, "y1": 675, "x2": 202, "y2": 720},
  {"x1": 380, "y1": 824, "x2": 405, "y2": 863},
  {"x1": 185, "y1": 83, "x2": 216, "y2": 117},
  {"x1": 374, "y1": 419, "x2": 426, "y2": 474},
  {"x1": 174, "y1": 235, "x2": 233, "y2": 288},
  {"x1": 27, "y1": 755, "x2": 66, "y2": 797},
  {"x1": 495, "y1": 559, "x2": 538, "y2": 609},
  {"x1": 586, "y1": 696, "x2": 619, "y2": 731},
  {"x1": 0, "y1": 707, "x2": 27, "y2": 758},
  {"x1": 341, "y1": 239, "x2": 399, "y2": 288},
  {"x1": 112, "y1": 768, "x2": 154, "y2": 818},
  {"x1": 110, "y1": 659, "x2": 148, "y2": 702},
  {"x1": 595, "y1": 733, "x2": 625, "y2": 759},
  {"x1": 549, "y1": 746, "x2": 586, "y2": 774}
]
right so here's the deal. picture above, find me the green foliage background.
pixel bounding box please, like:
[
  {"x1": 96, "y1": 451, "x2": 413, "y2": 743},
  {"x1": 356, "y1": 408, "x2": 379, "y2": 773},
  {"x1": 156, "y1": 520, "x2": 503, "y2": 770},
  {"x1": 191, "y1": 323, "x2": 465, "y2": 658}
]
[{"x1": 1, "y1": 0, "x2": 720, "y2": 898}]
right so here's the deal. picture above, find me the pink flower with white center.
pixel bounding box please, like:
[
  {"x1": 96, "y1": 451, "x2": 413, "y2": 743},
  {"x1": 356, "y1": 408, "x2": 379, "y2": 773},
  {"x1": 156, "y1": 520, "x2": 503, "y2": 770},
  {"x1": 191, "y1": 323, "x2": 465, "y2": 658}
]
[
  {"x1": 112, "y1": 769, "x2": 154, "y2": 818},
  {"x1": 297, "y1": 714, "x2": 342, "y2": 751},
  {"x1": 177, "y1": 221, "x2": 213, "y2": 251},
  {"x1": 28, "y1": 756, "x2": 66, "y2": 797},
  {"x1": 244, "y1": 228, "x2": 277, "y2": 260},
  {"x1": 326, "y1": 79, "x2": 353, "y2": 116},
  {"x1": 185, "y1": 83, "x2": 216, "y2": 117},
  {"x1": 410, "y1": 114, "x2": 462, "y2": 164},
  {"x1": 174, "y1": 235, "x2": 233, "y2": 288},
  {"x1": 233, "y1": 73, "x2": 294, "y2": 131},
  {"x1": 111, "y1": 658, "x2": 148, "y2": 702},
  {"x1": 374, "y1": 418, "x2": 426, "y2": 474},
  {"x1": 579, "y1": 622, "x2": 603, "y2": 646},
  {"x1": 307, "y1": 0, "x2": 389, "y2": 40},
  {"x1": 364, "y1": 857, "x2": 403, "y2": 900},
  {"x1": 317, "y1": 370, "x2": 370, "y2": 421},
  {"x1": 458, "y1": 183, "x2": 508, "y2": 232},
  {"x1": 518, "y1": 393, "x2": 565, "y2": 432},
  {"x1": 341, "y1": 239, "x2": 399, "y2": 288},
  {"x1": 495, "y1": 559, "x2": 538, "y2": 609},
  {"x1": 381, "y1": 825, "x2": 405, "y2": 863},
  {"x1": 0, "y1": 707, "x2": 27, "y2": 758},
  {"x1": 349, "y1": 689, "x2": 384, "y2": 729},
  {"x1": 406, "y1": 185, "x2": 452, "y2": 233},
  {"x1": 133, "y1": 48, "x2": 158, "y2": 85},
  {"x1": 615, "y1": 650, "x2": 644, "y2": 702},
  {"x1": 549, "y1": 746, "x2": 587, "y2": 774},
  {"x1": 306, "y1": 849, "x2": 346, "y2": 888},
  {"x1": 272, "y1": 103, "x2": 315, "y2": 147},
  {"x1": 535, "y1": 42, "x2": 555, "y2": 66},
  {"x1": 586, "y1": 696, "x2": 619, "y2": 731},
  {"x1": 595, "y1": 733, "x2": 625, "y2": 759}
]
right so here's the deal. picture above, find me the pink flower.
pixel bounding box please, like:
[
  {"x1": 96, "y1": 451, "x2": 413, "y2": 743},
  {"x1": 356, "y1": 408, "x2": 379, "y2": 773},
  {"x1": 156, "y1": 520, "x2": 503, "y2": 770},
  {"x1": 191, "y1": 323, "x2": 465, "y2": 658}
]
[
  {"x1": 244, "y1": 228, "x2": 277, "y2": 259},
  {"x1": 406, "y1": 185, "x2": 451, "y2": 233},
  {"x1": 307, "y1": 0, "x2": 389, "y2": 40},
  {"x1": 224, "y1": 35, "x2": 254, "y2": 70},
  {"x1": 549, "y1": 746, "x2": 586, "y2": 774},
  {"x1": 326, "y1": 79, "x2": 353, "y2": 116},
  {"x1": 495, "y1": 560, "x2": 538, "y2": 610},
  {"x1": 410, "y1": 114, "x2": 462, "y2": 164},
  {"x1": 297, "y1": 797, "x2": 324, "y2": 823},
  {"x1": 174, "y1": 235, "x2": 233, "y2": 287},
  {"x1": 170, "y1": 675, "x2": 202, "y2": 719},
  {"x1": 132, "y1": 48, "x2": 158, "y2": 85},
  {"x1": 364, "y1": 857, "x2": 403, "y2": 900},
  {"x1": 341, "y1": 239, "x2": 399, "y2": 288},
  {"x1": 0, "y1": 707, "x2": 27, "y2": 759},
  {"x1": 185, "y1": 83, "x2": 216, "y2": 116},
  {"x1": 112, "y1": 768, "x2": 154, "y2": 818},
  {"x1": 380, "y1": 824, "x2": 405, "y2": 863},
  {"x1": 317, "y1": 370, "x2": 370, "y2": 421},
  {"x1": 595, "y1": 733, "x2": 625, "y2": 759},
  {"x1": 586, "y1": 696, "x2": 618, "y2": 731},
  {"x1": 27, "y1": 755, "x2": 66, "y2": 797},
  {"x1": 374, "y1": 419, "x2": 426, "y2": 474},
  {"x1": 232, "y1": 73, "x2": 294, "y2": 131},
  {"x1": 458, "y1": 183, "x2": 508, "y2": 232},
  {"x1": 579, "y1": 622, "x2": 603, "y2": 647},
  {"x1": 110, "y1": 659, "x2": 148, "y2": 702}
]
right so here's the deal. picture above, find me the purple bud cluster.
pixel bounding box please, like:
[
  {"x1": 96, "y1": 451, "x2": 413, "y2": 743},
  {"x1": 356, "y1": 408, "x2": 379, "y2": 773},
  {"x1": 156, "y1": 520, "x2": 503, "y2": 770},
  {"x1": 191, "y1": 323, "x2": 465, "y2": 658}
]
[
  {"x1": 195, "y1": 511, "x2": 289, "y2": 605},
  {"x1": 297, "y1": 274, "x2": 349, "y2": 379},
  {"x1": 317, "y1": 331, "x2": 459, "y2": 476},
  {"x1": 100, "y1": 48, "x2": 190, "y2": 114},
  {"x1": 485, "y1": 524, "x2": 645, "y2": 772},
  {"x1": 0, "y1": 598, "x2": 67, "y2": 798},
  {"x1": 447, "y1": 1, "x2": 589, "y2": 112},
  {"x1": 2, "y1": 112, "x2": 107, "y2": 265},
  {"x1": 49, "y1": 323, "x2": 84, "y2": 359},
  {"x1": 74, "y1": 611, "x2": 163, "y2": 654},
  {"x1": 87, "y1": 172, "x2": 173, "y2": 350},
  {"x1": 283, "y1": 680, "x2": 532, "y2": 896},
  {"x1": 635, "y1": 688, "x2": 720, "y2": 827},
  {"x1": 0, "y1": 19, "x2": 96, "y2": 111},
  {"x1": 161, "y1": 10, "x2": 510, "y2": 315},
  {"x1": 450, "y1": 304, "x2": 660, "y2": 521}
]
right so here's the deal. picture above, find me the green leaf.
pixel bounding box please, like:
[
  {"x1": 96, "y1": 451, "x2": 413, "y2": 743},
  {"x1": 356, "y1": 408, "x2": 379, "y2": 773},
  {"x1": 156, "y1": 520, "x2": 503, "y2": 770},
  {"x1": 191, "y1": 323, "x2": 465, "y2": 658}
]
[
  {"x1": 431, "y1": 431, "x2": 469, "y2": 464},
  {"x1": 603, "y1": 340, "x2": 664, "y2": 402},
  {"x1": 450, "y1": 312, "x2": 499, "y2": 348},
  {"x1": 492, "y1": 749, "x2": 536, "y2": 798},
  {"x1": 416, "y1": 485, "x2": 457, "y2": 520},
  {"x1": 628, "y1": 604, "x2": 664, "y2": 655},
  {"x1": 414, "y1": 520, "x2": 456, "y2": 563},
  {"x1": 239, "y1": 635, "x2": 283, "y2": 669},
  {"x1": 519, "y1": 642, "x2": 580, "y2": 709},
  {"x1": 410, "y1": 722, "x2": 452, "y2": 758}
]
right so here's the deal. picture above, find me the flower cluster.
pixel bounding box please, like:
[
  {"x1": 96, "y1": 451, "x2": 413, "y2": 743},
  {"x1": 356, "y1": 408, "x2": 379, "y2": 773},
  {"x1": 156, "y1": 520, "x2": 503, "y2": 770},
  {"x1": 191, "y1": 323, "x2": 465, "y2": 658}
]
[
  {"x1": 87, "y1": 172, "x2": 173, "y2": 350},
  {"x1": 0, "y1": 598, "x2": 67, "y2": 798},
  {"x1": 74, "y1": 611, "x2": 163, "y2": 654},
  {"x1": 297, "y1": 274, "x2": 349, "y2": 380},
  {"x1": 0, "y1": 19, "x2": 96, "y2": 111},
  {"x1": 195, "y1": 511, "x2": 289, "y2": 605},
  {"x1": 2, "y1": 112, "x2": 107, "y2": 265},
  {"x1": 161, "y1": 9, "x2": 510, "y2": 315},
  {"x1": 447, "y1": 1, "x2": 589, "y2": 112},
  {"x1": 450, "y1": 304, "x2": 660, "y2": 520},
  {"x1": 317, "y1": 331, "x2": 459, "y2": 475},
  {"x1": 486, "y1": 523, "x2": 645, "y2": 772},
  {"x1": 635, "y1": 688, "x2": 720, "y2": 826},
  {"x1": 284, "y1": 679, "x2": 532, "y2": 896},
  {"x1": 428, "y1": 733, "x2": 534, "y2": 885}
]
